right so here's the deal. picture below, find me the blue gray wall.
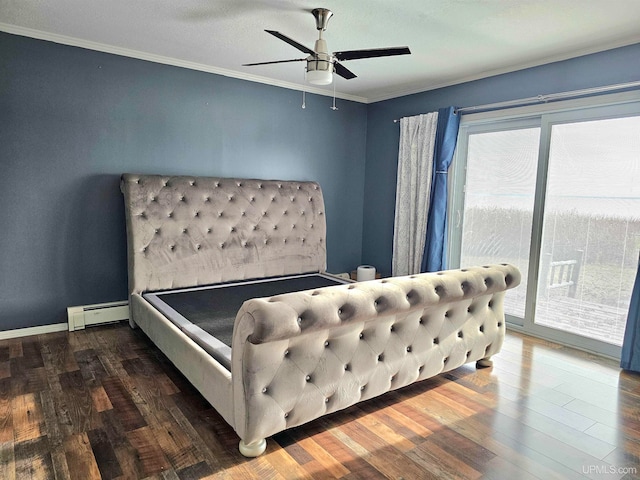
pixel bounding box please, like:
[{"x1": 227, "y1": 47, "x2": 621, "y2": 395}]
[
  {"x1": 362, "y1": 43, "x2": 640, "y2": 277},
  {"x1": 0, "y1": 32, "x2": 367, "y2": 331},
  {"x1": 2, "y1": 30, "x2": 638, "y2": 332}
]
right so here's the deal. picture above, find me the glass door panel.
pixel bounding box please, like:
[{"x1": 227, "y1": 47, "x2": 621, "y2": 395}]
[
  {"x1": 460, "y1": 127, "x2": 540, "y2": 321},
  {"x1": 535, "y1": 115, "x2": 640, "y2": 346}
]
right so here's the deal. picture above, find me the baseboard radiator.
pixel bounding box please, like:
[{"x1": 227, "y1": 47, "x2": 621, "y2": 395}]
[{"x1": 67, "y1": 300, "x2": 129, "y2": 331}]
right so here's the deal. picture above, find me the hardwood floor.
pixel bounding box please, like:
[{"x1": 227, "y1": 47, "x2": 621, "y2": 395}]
[{"x1": 0, "y1": 323, "x2": 638, "y2": 479}]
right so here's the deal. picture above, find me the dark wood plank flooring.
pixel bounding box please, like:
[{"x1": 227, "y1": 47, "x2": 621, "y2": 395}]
[{"x1": 0, "y1": 323, "x2": 638, "y2": 479}]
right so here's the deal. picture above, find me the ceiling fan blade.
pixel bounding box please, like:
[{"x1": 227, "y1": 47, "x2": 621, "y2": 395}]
[
  {"x1": 334, "y1": 46, "x2": 411, "y2": 61},
  {"x1": 243, "y1": 58, "x2": 306, "y2": 67},
  {"x1": 333, "y1": 61, "x2": 357, "y2": 80},
  {"x1": 265, "y1": 30, "x2": 316, "y2": 55}
]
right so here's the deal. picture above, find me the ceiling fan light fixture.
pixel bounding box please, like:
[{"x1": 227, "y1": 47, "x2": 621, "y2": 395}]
[
  {"x1": 306, "y1": 55, "x2": 333, "y2": 85},
  {"x1": 306, "y1": 68, "x2": 333, "y2": 85}
]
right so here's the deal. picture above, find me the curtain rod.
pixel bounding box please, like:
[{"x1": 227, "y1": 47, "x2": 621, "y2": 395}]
[{"x1": 392, "y1": 80, "x2": 640, "y2": 122}]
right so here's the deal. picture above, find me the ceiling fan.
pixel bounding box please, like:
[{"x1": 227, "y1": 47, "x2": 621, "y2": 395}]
[{"x1": 243, "y1": 8, "x2": 411, "y2": 85}]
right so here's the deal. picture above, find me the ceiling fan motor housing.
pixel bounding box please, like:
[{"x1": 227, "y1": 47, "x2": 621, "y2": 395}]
[{"x1": 306, "y1": 37, "x2": 333, "y2": 84}]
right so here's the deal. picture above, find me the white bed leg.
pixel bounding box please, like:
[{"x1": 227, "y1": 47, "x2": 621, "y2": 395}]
[
  {"x1": 239, "y1": 439, "x2": 267, "y2": 457},
  {"x1": 128, "y1": 318, "x2": 137, "y2": 329},
  {"x1": 476, "y1": 356, "x2": 493, "y2": 368}
]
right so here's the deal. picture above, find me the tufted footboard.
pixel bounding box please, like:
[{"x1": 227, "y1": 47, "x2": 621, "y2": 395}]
[{"x1": 231, "y1": 263, "x2": 520, "y2": 455}]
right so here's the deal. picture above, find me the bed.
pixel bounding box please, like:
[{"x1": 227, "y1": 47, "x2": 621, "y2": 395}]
[{"x1": 121, "y1": 173, "x2": 521, "y2": 457}]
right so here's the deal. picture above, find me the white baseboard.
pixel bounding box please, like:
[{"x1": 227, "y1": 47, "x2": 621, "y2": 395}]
[{"x1": 0, "y1": 323, "x2": 68, "y2": 340}]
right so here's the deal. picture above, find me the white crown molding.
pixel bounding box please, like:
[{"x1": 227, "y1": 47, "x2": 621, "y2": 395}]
[
  {"x1": 366, "y1": 36, "x2": 640, "y2": 104},
  {"x1": 3, "y1": 23, "x2": 639, "y2": 105},
  {"x1": 0, "y1": 23, "x2": 369, "y2": 104}
]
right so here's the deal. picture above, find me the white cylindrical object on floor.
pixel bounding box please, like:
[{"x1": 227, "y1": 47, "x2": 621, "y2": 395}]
[{"x1": 357, "y1": 265, "x2": 376, "y2": 281}]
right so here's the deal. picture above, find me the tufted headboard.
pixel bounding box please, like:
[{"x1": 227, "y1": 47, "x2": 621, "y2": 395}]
[{"x1": 121, "y1": 174, "x2": 327, "y2": 295}]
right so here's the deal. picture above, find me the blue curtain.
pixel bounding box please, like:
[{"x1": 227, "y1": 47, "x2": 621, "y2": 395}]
[
  {"x1": 421, "y1": 106, "x2": 460, "y2": 272},
  {"x1": 621, "y1": 253, "x2": 640, "y2": 372}
]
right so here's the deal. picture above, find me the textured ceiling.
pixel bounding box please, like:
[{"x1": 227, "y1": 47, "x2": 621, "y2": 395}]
[{"x1": 1, "y1": 0, "x2": 640, "y2": 103}]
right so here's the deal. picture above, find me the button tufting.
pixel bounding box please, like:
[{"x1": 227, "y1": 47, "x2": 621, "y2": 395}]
[
  {"x1": 479, "y1": 325, "x2": 485, "y2": 332},
  {"x1": 359, "y1": 332, "x2": 364, "y2": 339},
  {"x1": 406, "y1": 346, "x2": 412, "y2": 352},
  {"x1": 324, "y1": 341, "x2": 330, "y2": 347},
  {"x1": 433, "y1": 337, "x2": 439, "y2": 345},
  {"x1": 262, "y1": 387, "x2": 268, "y2": 393},
  {"x1": 458, "y1": 331, "x2": 464, "y2": 338},
  {"x1": 305, "y1": 375, "x2": 311, "y2": 382}
]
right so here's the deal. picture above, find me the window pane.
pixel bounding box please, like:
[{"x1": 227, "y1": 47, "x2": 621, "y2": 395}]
[
  {"x1": 461, "y1": 128, "x2": 540, "y2": 319},
  {"x1": 535, "y1": 115, "x2": 640, "y2": 345}
]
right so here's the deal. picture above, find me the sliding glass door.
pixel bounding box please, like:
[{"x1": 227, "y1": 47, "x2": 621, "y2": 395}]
[
  {"x1": 451, "y1": 99, "x2": 640, "y2": 357},
  {"x1": 535, "y1": 114, "x2": 640, "y2": 347}
]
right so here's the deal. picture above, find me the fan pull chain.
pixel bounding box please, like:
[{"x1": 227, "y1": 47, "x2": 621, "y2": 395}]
[
  {"x1": 330, "y1": 80, "x2": 338, "y2": 111},
  {"x1": 302, "y1": 69, "x2": 306, "y2": 109}
]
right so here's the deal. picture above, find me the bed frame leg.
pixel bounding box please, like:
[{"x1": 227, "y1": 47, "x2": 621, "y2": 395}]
[
  {"x1": 476, "y1": 356, "x2": 493, "y2": 368},
  {"x1": 239, "y1": 439, "x2": 267, "y2": 457},
  {"x1": 128, "y1": 318, "x2": 137, "y2": 329}
]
